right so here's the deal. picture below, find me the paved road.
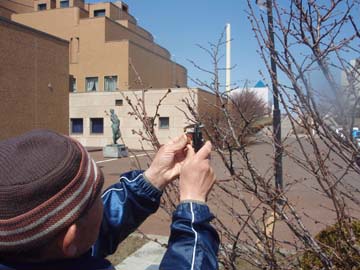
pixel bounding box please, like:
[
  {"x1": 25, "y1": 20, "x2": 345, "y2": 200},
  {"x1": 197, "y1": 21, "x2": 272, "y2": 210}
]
[{"x1": 89, "y1": 137, "x2": 360, "y2": 243}]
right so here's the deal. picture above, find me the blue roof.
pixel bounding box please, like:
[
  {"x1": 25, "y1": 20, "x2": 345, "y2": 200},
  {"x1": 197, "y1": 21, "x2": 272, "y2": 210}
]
[{"x1": 254, "y1": 80, "x2": 266, "y2": 88}]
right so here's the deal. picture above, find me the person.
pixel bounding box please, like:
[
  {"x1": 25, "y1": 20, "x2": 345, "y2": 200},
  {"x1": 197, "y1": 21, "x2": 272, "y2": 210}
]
[
  {"x1": 109, "y1": 109, "x2": 121, "y2": 144},
  {"x1": 0, "y1": 129, "x2": 219, "y2": 270}
]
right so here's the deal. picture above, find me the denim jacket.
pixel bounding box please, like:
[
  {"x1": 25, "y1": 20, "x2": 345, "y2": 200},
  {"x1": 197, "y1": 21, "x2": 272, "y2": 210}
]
[{"x1": 0, "y1": 170, "x2": 219, "y2": 270}]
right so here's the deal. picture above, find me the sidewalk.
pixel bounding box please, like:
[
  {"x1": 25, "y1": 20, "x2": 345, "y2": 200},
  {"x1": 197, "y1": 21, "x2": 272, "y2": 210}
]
[{"x1": 115, "y1": 235, "x2": 168, "y2": 270}]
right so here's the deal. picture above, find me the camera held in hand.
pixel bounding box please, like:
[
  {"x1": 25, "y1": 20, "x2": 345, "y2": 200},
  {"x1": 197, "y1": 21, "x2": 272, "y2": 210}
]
[{"x1": 184, "y1": 123, "x2": 204, "y2": 152}]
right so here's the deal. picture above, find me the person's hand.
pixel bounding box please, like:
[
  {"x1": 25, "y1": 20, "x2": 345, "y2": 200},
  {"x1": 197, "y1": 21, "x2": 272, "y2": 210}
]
[
  {"x1": 179, "y1": 141, "x2": 216, "y2": 202},
  {"x1": 144, "y1": 134, "x2": 188, "y2": 190}
]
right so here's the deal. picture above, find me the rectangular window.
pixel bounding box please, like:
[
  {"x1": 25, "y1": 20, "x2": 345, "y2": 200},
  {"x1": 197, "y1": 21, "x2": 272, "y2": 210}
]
[
  {"x1": 86, "y1": 77, "x2": 98, "y2": 92},
  {"x1": 94, "y1": 9, "x2": 106, "y2": 17},
  {"x1": 159, "y1": 117, "x2": 169, "y2": 129},
  {"x1": 90, "y1": 118, "x2": 103, "y2": 134},
  {"x1": 38, "y1": 3, "x2": 47, "y2": 10},
  {"x1": 104, "y1": 76, "x2": 118, "y2": 92},
  {"x1": 71, "y1": 118, "x2": 83, "y2": 134},
  {"x1": 115, "y1": 99, "x2": 123, "y2": 106},
  {"x1": 71, "y1": 77, "x2": 76, "y2": 92},
  {"x1": 60, "y1": 0, "x2": 69, "y2": 8}
]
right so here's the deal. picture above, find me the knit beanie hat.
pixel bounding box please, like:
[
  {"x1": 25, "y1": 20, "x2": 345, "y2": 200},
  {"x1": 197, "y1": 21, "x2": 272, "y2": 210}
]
[{"x1": 0, "y1": 129, "x2": 104, "y2": 252}]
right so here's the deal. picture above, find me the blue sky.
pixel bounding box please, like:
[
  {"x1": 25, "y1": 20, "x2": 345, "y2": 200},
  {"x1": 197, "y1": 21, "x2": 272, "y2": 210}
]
[
  {"x1": 86, "y1": 0, "x2": 263, "y2": 89},
  {"x1": 85, "y1": 0, "x2": 359, "y2": 94}
]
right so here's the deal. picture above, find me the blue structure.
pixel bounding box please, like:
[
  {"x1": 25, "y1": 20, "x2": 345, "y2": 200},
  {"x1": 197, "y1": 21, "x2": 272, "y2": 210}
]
[{"x1": 254, "y1": 80, "x2": 266, "y2": 88}]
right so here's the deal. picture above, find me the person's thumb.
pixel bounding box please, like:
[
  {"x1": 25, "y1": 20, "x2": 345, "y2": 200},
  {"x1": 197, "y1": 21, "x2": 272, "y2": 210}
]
[
  {"x1": 185, "y1": 144, "x2": 195, "y2": 160},
  {"x1": 195, "y1": 141, "x2": 212, "y2": 160},
  {"x1": 169, "y1": 134, "x2": 188, "y2": 151}
]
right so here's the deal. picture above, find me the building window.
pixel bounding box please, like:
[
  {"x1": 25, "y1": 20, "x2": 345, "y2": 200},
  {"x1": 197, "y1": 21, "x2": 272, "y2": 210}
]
[
  {"x1": 60, "y1": 0, "x2": 69, "y2": 8},
  {"x1": 71, "y1": 118, "x2": 83, "y2": 134},
  {"x1": 90, "y1": 118, "x2": 104, "y2": 134},
  {"x1": 71, "y1": 77, "x2": 77, "y2": 92},
  {"x1": 159, "y1": 117, "x2": 169, "y2": 129},
  {"x1": 86, "y1": 77, "x2": 98, "y2": 92},
  {"x1": 38, "y1": 3, "x2": 47, "y2": 10},
  {"x1": 94, "y1": 9, "x2": 106, "y2": 17},
  {"x1": 115, "y1": 99, "x2": 123, "y2": 106},
  {"x1": 104, "y1": 76, "x2": 118, "y2": 91}
]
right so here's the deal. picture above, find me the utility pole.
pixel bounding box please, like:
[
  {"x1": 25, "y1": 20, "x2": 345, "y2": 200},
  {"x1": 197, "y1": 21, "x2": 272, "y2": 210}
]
[{"x1": 257, "y1": 0, "x2": 283, "y2": 191}]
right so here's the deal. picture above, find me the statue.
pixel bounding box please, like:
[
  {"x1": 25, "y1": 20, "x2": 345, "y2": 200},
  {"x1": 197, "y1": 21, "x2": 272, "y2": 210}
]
[
  {"x1": 107, "y1": 109, "x2": 121, "y2": 145},
  {"x1": 103, "y1": 109, "x2": 127, "y2": 158}
]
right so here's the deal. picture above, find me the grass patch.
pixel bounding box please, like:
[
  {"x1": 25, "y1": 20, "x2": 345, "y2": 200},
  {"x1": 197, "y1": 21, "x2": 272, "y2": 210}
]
[
  {"x1": 106, "y1": 234, "x2": 148, "y2": 265},
  {"x1": 253, "y1": 116, "x2": 272, "y2": 127},
  {"x1": 235, "y1": 258, "x2": 261, "y2": 270},
  {"x1": 219, "y1": 258, "x2": 261, "y2": 269}
]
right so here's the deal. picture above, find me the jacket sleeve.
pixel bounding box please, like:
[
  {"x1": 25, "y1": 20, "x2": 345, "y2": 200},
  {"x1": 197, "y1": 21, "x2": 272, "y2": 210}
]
[
  {"x1": 92, "y1": 170, "x2": 162, "y2": 257},
  {"x1": 160, "y1": 202, "x2": 220, "y2": 270}
]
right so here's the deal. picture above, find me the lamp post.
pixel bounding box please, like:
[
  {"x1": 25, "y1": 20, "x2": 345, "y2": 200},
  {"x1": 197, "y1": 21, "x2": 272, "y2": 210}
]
[{"x1": 256, "y1": 0, "x2": 283, "y2": 191}]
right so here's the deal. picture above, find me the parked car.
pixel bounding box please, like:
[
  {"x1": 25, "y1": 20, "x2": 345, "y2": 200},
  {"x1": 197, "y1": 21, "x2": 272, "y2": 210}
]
[
  {"x1": 335, "y1": 127, "x2": 345, "y2": 139},
  {"x1": 353, "y1": 129, "x2": 360, "y2": 148},
  {"x1": 334, "y1": 127, "x2": 360, "y2": 147}
]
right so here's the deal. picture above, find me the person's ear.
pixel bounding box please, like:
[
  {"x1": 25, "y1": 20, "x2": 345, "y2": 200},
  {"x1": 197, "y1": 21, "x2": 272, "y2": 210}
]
[{"x1": 58, "y1": 224, "x2": 78, "y2": 258}]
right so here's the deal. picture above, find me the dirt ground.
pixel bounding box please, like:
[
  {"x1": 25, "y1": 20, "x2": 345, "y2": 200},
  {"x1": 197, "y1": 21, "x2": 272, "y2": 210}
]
[{"x1": 89, "y1": 137, "x2": 360, "y2": 242}]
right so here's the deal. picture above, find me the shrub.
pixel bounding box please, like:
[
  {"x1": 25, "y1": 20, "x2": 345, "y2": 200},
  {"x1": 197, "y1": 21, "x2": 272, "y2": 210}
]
[{"x1": 300, "y1": 220, "x2": 360, "y2": 270}]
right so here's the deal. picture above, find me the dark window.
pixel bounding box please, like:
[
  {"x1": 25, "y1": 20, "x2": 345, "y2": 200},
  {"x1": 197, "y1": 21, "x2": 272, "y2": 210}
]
[
  {"x1": 91, "y1": 118, "x2": 104, "y2": 134},
  {"x1": 38, "y1": 3, "x2": 47, "y2": 10},
  {"x1": 104, "y1": 76, "x2": 118, "y2": 91},
  {"x1": 60, "y1": 0, "x2": 69, "y2": 8},
  {"x1": 71, "y1": 118, "x2": 83, "y2": 134},
  {"x1": 159, "y1": 117, "x2": 169, "y2": 129},
  {"x1": 86, "y1": 77, "x2": 98, "y2": 92},
  {"x1": 71, "y1": 77, "x2": 77, "y2": 92},
  {"x1": 94, "y1": 9, "x2": 106, "y2": 17},
  {"x1": 115, "y1": 99, "x2": 123, "y2": 106}
]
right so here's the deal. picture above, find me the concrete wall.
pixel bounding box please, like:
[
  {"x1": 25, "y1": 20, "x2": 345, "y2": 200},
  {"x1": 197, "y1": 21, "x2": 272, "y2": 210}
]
[
  {"x1": 104, "y1": 18, "x2": 169, "y2": 58},
  {"x1": 73, "y1": 17, "x2": 129, "y2": 92},
  {"x1": 117, "y1": 20, "x2": 153, "y2": 41},
  {"x1": 34, "y1": 0, "x2": 56, "y2": 11},
  {"x1": 0, "y1": 7, "x2": 14, "y2": 19},
  {"x1": 0, "y1": 0, "x2": 33, "y2": 18},
  {"x1": 11, "y1": 1, "x2": 187, "y2": 92},
  {"x1": 0, "y1": 17, "x2": 69, "y2": 140},
  {"x1": 69, "y1": 88, "x2": 205, "y2": 149},
  {"x1": 197, "y1": 89, "x2": 219, "y2": 119},
  {"x1": 55, "y1": 0, "x2": 85, "y2": 9},
  {"x1": 12, "y1": 7, "x2": 80, "y2": 40},
  {"x1": 128, "y1": 41, "x2": 187, "y2": 89}
]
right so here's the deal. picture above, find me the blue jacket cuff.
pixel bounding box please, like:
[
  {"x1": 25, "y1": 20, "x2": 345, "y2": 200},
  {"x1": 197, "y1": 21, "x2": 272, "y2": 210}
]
[
  {"x1": 120, "y1": 170, "x2": 163, "y2": 202},
  {"x1": 174, "y1": 202, "x2": 214, "y2": 223}
]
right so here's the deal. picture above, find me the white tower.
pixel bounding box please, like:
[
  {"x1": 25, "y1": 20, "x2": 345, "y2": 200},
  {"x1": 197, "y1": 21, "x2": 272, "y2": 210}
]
[{"x1": 226, "y1": 23, "x2": 231, "y2": 92}]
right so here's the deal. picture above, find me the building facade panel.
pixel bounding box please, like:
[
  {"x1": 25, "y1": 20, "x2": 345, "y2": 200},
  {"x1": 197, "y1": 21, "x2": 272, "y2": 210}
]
[
  {"x1": 0, "y1": 0, "x2": 33, "y2": 19},
  {"x1": 69, "y1": 89, "x2": 203, "y2": 149},
  {"x1": 10, "y1": 0, "x2": 186, "y2": 92},
  {"x1": 0, "y1": 18, "x2": 69, "y2": 140},
  {"x1": 12, "y1": 7, "x2": 79, "y2": 40},
  {"x1": 104, "y1": 18, "x2": 169, "y2": 58},
  {"x1": 128, "y1": 42, "x2": 187, "y2": 89}
]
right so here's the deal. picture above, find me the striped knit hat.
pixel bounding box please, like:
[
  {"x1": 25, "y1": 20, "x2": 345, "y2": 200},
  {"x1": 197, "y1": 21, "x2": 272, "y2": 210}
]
[{"x1": 0, "y1": 129, "x2": 104, "y2": 252}]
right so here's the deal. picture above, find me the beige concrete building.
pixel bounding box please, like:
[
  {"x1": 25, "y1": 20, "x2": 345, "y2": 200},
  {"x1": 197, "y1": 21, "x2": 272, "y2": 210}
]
[
  {"x1": 0, "y1": 17, "x2": 69, "y2": 140},
  {"x1": 5, "y1": 0, "x2": 187, "y2": 92},
  {"x1": 0, "y1": 0, "x2": 217, "y2": 148},
  {"x1": 70, "y1": 88, "x2": 217, "y2": 149}
]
